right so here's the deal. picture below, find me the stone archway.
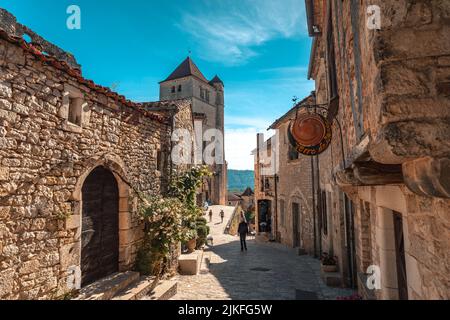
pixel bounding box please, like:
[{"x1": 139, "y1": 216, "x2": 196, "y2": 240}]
[
  {"x1": 69, "y1": 155, "x2": 133, "y2": 289},
  {"x1": 81, "y1": 166, "x2": 119, "y2": 287}
]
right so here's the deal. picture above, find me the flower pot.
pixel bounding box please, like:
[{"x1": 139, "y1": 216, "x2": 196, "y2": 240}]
[
  {"x1": 321, "y1": 264, "x2": 337, "y2": 273},
  {"x1": 187, "y1": 238, "x2": 196, "y2": 253}
]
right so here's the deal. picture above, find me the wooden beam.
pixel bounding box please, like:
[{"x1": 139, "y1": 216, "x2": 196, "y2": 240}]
[
  {"x1": 353, "y1": 162, "x2": 403, "y2": 186},
  {"x1": 336, "y1": 161, "x2": 403, "y2": 187}
]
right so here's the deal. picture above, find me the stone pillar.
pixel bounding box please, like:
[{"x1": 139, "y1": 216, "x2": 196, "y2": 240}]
[{"x1": 376, "y1": 208, "x2": 399, "y2": 300}]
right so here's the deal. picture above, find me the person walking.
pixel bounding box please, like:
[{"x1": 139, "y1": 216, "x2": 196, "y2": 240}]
[
  {"x1": 238, "y1": 218, "x2": 249, "y2": 252},
  {"x1": 220, "y1": 210, "x2": 225, "y2": 223},
  {"x1": 208, "y1": 209, "x2": 213, "y2": 223}
]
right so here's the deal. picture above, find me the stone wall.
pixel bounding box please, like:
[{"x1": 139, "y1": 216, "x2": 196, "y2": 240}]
[
  {"x1": 274, "y1": 121, "x2": 314, "y2": 254},
  {"x1": 308, "y1": 0, "x2": 450, "y2": 298},
  {"x1": 0, "y1": 31, "x2": 183, "y2": 299}
]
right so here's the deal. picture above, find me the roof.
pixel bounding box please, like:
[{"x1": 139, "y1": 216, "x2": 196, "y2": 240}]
[
  {"x1": 227, "y1": 193, "x2": 242, "y2": 201},
  {"x1": 0, "y1": 28, "x2": 169, "y2": 124},
  {"x1": 268, "y1": 94, "x2": 315, "y2": 130},
  {"x1": 209, "y1": 75, "x2": 224, "y2": 86},
  {"x1": 241, "y1": 187, "x2": 254, "y2": 196},
  {"x1": 161, "y1": 57, "x2": 209, "y2": 83}
]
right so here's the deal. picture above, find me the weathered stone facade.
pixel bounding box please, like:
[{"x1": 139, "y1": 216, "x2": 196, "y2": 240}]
[
  {"x1": 305, "y1": 0, "x2": 450, "y2": 299},
  {"x1": 0, "y1": 12, "x2": 194, "y2": 299},
  {"x1": 266, "y1": 96, "x2": 315, "y2": 254}
]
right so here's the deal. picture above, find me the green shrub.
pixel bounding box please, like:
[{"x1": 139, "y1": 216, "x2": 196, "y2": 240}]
[{"x1": 195, "y1": 217, "x2": 210, "y2": 248}]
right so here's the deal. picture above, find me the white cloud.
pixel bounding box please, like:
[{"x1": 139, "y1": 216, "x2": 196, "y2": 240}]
[
  {"x1": 179, "y1": 0, "x2": 307, "y2": 65},
  {"x1": 225, "y1": 127, "x2": 259, "y2": 170},
  {"x1": 225, "y1": 127, "x2": 276, "y2": 170}
]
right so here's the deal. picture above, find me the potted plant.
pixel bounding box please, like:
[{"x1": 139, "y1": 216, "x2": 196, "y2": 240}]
[
  {"x1": 321, "y1": 252, "x2": 338, "y2": 273},
  {"x1": 185, "y1": 228, "x2": 198, "y2": 253}
]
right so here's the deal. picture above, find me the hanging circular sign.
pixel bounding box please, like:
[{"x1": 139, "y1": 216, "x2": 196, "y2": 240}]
[{"x1": 288, "y1": 113, "x2": 332, "y2": 156}]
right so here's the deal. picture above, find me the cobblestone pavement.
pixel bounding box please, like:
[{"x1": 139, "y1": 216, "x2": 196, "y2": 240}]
[{"x1": 170, "y1": 205, "x2": 355, "y2": 300}]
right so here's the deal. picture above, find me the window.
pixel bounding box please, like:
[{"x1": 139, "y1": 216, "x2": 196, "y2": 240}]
[
  {"x1": 264, "y1": 178, "x2": 270, "y2": 190},
  {"x1": 205, "y1": 90, "x2": 210, "y2": 102},
  {"x1": 68, "y1": 97, "x2": 83, "y2": 126},
  {"x1": 288, "y1": 144, "x2": 299, "y2": 161},
  {"x1": 171, "y1": 86, "x2": 176, "y2": 93},
  {"x1": 178, "y1": 85, "x2": 182, "y2": 92},
  {"x1": 157, "y1": 150, "x2": 163, "y2": 172},
  {"x1": 280, "y1": 199, "x2": 285, "y2": 227},
  {"x1": 200, "y1": 87, "x2": 205, "y2": 99}
]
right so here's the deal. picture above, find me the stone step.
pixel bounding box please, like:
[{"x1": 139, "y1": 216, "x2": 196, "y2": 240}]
[
  {"x1": 74, "y1": 271, "x2": 140, "y2": 300},
  {"x1": 142, "y1": 280, "x2": 178, "y2": 300},
  {"x1": 178, "y1": 250, "x2": 203, "y2": 275},
  {"x1": 112, "y1": 276, "x2": 157, "y2": 300}
]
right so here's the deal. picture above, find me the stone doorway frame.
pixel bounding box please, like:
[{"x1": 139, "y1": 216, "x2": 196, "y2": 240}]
[{"x1": 67, "y1": 155, "x2": 133, "y2": 289}]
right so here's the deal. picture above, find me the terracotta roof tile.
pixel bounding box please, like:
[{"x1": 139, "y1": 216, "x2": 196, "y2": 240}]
[{"x1": 0, "y1": 28, "x2": 169, "y2": 124}]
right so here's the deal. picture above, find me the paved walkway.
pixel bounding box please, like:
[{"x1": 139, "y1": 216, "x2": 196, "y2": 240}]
[{"x1": 170, "y1": 205, "x2": 354, "y2": 300}]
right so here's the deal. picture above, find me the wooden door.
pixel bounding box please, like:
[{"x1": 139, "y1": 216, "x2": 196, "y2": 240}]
[
  {"x1": 81, "y1": 167, "x2": 119, "y2": 287},
  {"x1": 393, "y1": 212, "x2": 408, "y2": 300}
]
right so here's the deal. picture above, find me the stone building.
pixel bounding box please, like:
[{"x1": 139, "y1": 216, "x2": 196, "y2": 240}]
[
  {"x1": 253, "y1": 137, "x2": 276, "y2": 237},
  {"x1": 0, "y1": 10, "x2": 195, "y2": 299},
  {"x1": 266, "y1": 95, "x2": 316, "y2": 254},
  {"x1": 159, "y1": 57, "x2": 227, "y2": 205},
  {"x1": 304, "y1": 0, "x2": 450, "y2": 299},
  {"x1": 227, "y1": 192, "x2": 242, "y2": 207}
]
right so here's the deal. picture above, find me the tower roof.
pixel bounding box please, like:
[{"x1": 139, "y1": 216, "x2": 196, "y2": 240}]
[
  {"x1": 161, "y1": 57, "x2": 209, "y2": 83},
  {"x1": 209, "y1": 75, "x2": 224, "y2": 86},
  {"x1": 241, "y1": 187, "x2": 254, "y2": 196}
]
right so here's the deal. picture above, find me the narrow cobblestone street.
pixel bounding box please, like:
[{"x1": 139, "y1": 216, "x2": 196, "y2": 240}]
[{"x1": 171, "y1": 206, "x2": 354, "y2": 300}]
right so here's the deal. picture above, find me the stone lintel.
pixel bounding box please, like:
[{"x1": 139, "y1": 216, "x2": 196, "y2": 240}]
[{"x1": 403, "y1": 157, "x2": 450, "y2": 199}]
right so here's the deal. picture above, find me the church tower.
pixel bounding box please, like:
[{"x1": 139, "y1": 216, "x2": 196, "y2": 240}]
[{"x1": 159, "y1": 57, "x2": 227, "y2": 205}]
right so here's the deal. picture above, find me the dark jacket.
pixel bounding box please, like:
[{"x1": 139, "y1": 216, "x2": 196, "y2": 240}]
[{"x1": 238, "y1": 222, "x2": 249, "y2": 235}]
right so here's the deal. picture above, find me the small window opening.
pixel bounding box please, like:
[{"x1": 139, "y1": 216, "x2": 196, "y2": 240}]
[{"x1": 68, "y1": 97, "x2": 83, "y2": 126}]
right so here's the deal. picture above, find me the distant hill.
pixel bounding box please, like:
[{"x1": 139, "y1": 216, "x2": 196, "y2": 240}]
[{"x1": 228, "y1": 170, "x2": 254, "y2": 193}]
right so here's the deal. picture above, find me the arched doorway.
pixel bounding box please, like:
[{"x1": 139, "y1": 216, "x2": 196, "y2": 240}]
[{"x1": 81, "y1": 166, "x2": 119, "y2": 287}]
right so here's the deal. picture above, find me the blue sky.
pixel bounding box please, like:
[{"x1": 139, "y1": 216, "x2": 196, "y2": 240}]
[{"x1": 2, "y1": 0, "x2": 314, "y2": 170}]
